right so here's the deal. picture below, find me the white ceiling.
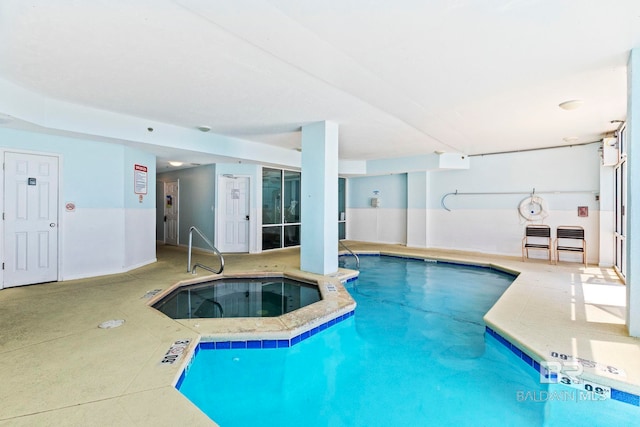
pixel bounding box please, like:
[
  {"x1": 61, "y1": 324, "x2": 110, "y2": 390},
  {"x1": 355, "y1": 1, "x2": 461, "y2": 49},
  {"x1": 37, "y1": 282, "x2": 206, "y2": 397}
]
[{"x1": 1, "y1": 0, "x2": 639, "y2": 168}]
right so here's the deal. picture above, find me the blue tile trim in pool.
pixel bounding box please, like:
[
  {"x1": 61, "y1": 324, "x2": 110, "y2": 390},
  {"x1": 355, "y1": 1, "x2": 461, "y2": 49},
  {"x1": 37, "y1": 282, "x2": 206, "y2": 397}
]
[
  {"x1": 196, "y1": 310, "x2": 354, "y2": 352},
  {"x1": 175, "y1": 310, "x2": 355, "y2": 389},
  {"x1": 485, "y1": 326, "x2": 640, "y2": 407}
]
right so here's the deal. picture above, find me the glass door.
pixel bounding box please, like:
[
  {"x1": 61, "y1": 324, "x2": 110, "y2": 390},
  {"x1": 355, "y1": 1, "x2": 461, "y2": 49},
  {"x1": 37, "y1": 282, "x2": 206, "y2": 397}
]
[
  {"x1": 614, "y1": 125, "x2": 627, "y2": 278},
  {"x1": 338, "y1": 177, "x2": 346, "y2": 239},
  {"x1": 261, "y1": 168, "x2": 301, "y2": 250}
]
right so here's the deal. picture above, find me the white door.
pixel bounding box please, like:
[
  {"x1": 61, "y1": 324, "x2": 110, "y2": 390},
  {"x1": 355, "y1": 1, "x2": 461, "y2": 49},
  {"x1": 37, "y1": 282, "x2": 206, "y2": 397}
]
[
  {"x1": 164, "y1": 180, "x2": 179, "y2": 246},
  {"x1": 218, "y1": 176, "x2": 250, "y2": 252},
  {"x1": 3, "y1": 152, "x2": 59, "y2": 288}
]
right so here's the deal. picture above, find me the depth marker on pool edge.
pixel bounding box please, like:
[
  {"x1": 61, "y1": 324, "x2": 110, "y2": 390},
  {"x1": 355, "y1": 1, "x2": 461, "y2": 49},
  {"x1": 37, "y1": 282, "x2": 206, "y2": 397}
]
[{"x1": 160, "y1": 339, "x2": 191, "y2": 365}]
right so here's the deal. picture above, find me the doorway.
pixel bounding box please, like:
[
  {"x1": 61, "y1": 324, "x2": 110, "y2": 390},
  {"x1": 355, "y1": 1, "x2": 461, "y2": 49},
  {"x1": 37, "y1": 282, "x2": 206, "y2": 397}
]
[
  {"x1": 164, "y1": 180, "x2": 179, "y2": 246},
  {"x1": 217, "y1": 175, "x2": 250, "y2": 252},
  {"x1": 2, "y1": 151, "x2": 60, "y2": 288}
]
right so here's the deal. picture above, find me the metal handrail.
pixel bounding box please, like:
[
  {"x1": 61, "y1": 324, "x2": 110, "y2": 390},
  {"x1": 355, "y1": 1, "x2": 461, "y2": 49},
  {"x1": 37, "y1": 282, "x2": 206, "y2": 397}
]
[
  {"x1": 191, "y1": 262, "x2": 220, "y2": 275},
  {"x1": 193, "y1": 294, "x2": 224, "y2": 318},
  {"x1": 339, "y1": 240, "x2": 360, "y2": 270},
  {"x1": 187, "y1": 226, "x2": 224, "y2": 274},
  {"x1": 210, "y1": 300, "x2": 224, "y2": 318}
]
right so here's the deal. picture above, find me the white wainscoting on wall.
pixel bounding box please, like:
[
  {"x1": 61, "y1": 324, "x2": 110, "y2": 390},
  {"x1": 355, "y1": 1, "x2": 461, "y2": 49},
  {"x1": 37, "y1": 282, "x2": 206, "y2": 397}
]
[
  {"x1": 426, "y1": 209, "x2": 600, "y2": 264},
  {"x1": 124, "y1": 208, "x2": 157, "y2": 270},
  {"x1": 406, "y1": 208, "x2": 427, "y2": 248},
  {"x1": 63, "y1": 208, "x2": 156, "y2": 280},
  {"x1": 347, "y1": 208, "x2": 407, "y2": 244}
]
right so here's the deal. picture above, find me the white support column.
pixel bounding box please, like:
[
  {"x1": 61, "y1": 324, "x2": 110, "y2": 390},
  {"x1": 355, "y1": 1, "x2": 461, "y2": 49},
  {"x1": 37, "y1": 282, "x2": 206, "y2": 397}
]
[
  {"x1": 300, "y1": 121, "x2": 339, "y2": 275},
  {"x1": 627, "y1": 48, "x2": 640, "y2": 337}
]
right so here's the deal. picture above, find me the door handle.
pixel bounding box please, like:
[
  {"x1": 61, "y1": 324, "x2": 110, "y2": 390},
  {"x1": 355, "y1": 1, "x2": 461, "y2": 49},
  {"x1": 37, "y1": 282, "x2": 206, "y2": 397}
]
[
  {"x1": 245, "y1": 215, "x2": 250, "y2": 221},
  {"x1": 49, "y1": 223, "x2": 56, "y2": 227}
]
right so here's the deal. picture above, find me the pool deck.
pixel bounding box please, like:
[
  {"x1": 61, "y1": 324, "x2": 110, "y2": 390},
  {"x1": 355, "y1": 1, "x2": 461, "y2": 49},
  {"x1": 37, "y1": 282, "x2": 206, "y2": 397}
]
[{"x1": 0, "y1": 242, "x2": 638, "y2": 425}]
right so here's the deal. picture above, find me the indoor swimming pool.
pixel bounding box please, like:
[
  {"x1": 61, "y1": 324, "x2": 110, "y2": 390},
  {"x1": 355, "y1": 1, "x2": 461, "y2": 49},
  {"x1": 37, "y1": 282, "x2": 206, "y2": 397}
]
[{"x1": 177, "y1": 256, "x2": 639, "y2": 426}]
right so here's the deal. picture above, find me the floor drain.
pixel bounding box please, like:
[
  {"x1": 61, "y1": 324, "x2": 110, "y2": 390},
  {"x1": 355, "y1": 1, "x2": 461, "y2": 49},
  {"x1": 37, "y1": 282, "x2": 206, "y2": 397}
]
[
  {"x1": 141, "y1": 289, "x2": 162, "y2": 299},
  {"x1": 98, "y1": 319, "x2": 125, "y2": 329}
]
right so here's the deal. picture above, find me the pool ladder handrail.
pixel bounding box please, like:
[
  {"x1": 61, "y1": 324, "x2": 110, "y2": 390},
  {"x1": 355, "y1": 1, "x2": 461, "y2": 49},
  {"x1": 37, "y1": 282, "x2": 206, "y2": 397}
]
[
  {"x1": 199, "y1": 297, "x2": 224, "y2": 318},
  {"x1": 187, "y1": 226, "x2": 224, "y2": 274},
  {"x1": 339, "y1": 240, "x2": 360, "y2": 270}
]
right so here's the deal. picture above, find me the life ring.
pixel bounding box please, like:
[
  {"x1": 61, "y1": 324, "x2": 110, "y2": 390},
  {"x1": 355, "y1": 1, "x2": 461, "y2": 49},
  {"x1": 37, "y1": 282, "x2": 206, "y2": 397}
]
[{"x1": 518, "y1": 195, "x2": 548, "y2": 221}]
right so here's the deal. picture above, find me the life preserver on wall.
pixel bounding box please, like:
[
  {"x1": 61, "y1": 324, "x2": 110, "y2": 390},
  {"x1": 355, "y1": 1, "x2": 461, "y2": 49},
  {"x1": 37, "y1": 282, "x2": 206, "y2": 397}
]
[{"x1": 518, "y1": 195, "x2": 548, "y2": 221}]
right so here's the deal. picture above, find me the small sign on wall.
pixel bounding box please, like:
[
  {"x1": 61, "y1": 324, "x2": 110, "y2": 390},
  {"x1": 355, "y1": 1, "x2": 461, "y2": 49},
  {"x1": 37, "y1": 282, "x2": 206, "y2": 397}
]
[
  {"x1": 578, "y1": 206, "x2": 588, "y2": 217},
  {"x1": 134, "y1": 164, "x2": 148, "y2": 194}
]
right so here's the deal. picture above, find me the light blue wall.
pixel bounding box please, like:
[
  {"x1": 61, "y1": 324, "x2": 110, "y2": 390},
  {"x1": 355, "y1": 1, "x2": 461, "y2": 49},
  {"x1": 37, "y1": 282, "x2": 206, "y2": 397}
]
[
  {"x1": 1, "y1": 128, "x2": 132, "y2": 208},
  {"x1": 157, "y1": 165, "x2": 216, "y2": 248},
  {"x1": 428, "y1": 144, "x2": 600, "y2": 211},
  {"x1": 300, "y1": 121, "x2": 339, "y2": 274},
  {"x1": 345, "y1": 145, "x2": 602, "y2": 256},
  {"x1": 345, "y1": 145, "x2": 600, "y2": 212},
  {"x1": 348, "y1": 174, "x2": 407, "y2": 209},
  {"x1": 407, "y1": 172, "x2": 427, "y2": 209},
  {"x1": 64, "y1": 143, "x2": 125, "y2": 208},
  {"x1": 1, "y1": 128, "x2": 155, "y2": 209},
  {"x1": 367, "y1": 154, "x2": 438, "y2": 175}
]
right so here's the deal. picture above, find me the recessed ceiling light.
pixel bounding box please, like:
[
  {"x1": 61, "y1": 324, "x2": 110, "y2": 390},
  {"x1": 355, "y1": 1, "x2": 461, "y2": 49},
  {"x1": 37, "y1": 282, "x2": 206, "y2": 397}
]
[
  {"x1": 197, "y1": 126, "x2": 211, "y2": 132},
  {"x1": 563, "y1": 136, "x2": 579, "y2": 143},
  {"x1": 169, "y1": 161, "x2": 183, "y2": 167},
  {"x1": 559, "y1": 100, "x2": 583, "y2": 111}
]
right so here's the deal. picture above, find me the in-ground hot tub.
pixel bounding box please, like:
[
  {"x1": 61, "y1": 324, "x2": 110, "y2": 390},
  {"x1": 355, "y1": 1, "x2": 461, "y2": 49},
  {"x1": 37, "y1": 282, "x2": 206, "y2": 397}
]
[
  {"x1": 148, "y1": 271, "x2": 357, "y2": 349},
  {"x1": 152, "y1": 276, "x2": 322, "y2": 319}
]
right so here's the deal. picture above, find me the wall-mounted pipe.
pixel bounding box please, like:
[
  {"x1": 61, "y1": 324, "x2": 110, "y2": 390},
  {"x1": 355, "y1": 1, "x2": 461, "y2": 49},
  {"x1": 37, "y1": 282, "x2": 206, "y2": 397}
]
[{"x1": 440, "y1": 189, "x2": 598, "y2": 212}]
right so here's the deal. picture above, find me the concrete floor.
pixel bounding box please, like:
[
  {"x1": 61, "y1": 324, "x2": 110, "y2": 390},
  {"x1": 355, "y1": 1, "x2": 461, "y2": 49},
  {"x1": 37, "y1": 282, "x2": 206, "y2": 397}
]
[{"x1": 1, "y1": 242, "x2": 638, "y2": 426}]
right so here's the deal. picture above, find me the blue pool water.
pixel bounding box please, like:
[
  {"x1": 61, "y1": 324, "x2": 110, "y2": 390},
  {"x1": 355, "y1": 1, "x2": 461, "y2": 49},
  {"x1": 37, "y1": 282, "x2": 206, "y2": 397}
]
[{"x1": 178, "y1": 256, "x2": 639, "y2": 426}]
